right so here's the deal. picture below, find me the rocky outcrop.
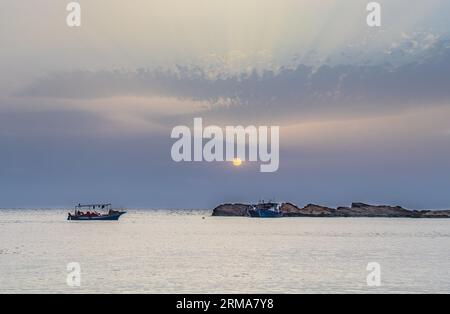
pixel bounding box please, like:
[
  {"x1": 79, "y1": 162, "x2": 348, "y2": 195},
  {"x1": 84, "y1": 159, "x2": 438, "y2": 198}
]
[
  {"x1": 212, "y1": 202, "x2": 450, "y2": 218},
  {"x1": 281, "y1": 203, "x2": 335, "y2": 217},
  {"x1": 334, "y1": 203, "x2": 417, "y2": 217},
  {"x1": 212, "y1": 203, "x2": 253, "y2": 217}
]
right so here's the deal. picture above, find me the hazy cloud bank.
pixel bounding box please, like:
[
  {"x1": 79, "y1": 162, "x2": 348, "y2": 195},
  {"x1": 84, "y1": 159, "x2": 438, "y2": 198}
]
[{"x1": 20, "y1": 39, "x2": 450, "y2": 122}]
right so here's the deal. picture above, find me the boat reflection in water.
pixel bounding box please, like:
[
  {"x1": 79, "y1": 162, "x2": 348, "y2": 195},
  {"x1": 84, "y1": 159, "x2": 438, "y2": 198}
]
[
  {"x1": 247, "y1": 201, "x2": 283, "y2": 218},
  {"x1": 67, "y1": 203, "x2": 126, "y2": 221}
]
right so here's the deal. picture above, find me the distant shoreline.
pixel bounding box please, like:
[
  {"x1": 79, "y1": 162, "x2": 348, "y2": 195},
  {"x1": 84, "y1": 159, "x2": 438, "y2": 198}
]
[{"x1": 212, "y1": 202, "x2": 450, "y2": 218}]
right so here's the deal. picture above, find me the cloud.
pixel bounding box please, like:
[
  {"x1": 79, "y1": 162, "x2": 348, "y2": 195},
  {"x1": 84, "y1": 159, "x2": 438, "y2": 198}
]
[{"x1": 18, "y1": 38, "x2": 450, "y2": 124}]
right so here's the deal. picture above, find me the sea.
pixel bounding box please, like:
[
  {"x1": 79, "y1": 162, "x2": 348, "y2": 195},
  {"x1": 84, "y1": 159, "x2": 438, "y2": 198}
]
[{"x1": 0, "y1": 209, "x2": 449, "y2": 294}]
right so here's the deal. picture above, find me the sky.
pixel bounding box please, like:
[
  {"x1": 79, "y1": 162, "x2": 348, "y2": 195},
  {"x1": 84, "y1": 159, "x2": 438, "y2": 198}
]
[{"x1": 1, "y1": 0, "x2": 450, "y2": 209}]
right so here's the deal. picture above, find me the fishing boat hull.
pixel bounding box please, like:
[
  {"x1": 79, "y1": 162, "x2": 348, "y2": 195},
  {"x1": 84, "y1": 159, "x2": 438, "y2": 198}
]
[
  {"x1": 257, "y1": 209, "x2": 283, "y2": 218},
  {"x1": 67, "y1": 212, "x2": 126, "y2": 221},
  {"x1": 247, "y1": 208, "x2": 283, "y2": 218}
]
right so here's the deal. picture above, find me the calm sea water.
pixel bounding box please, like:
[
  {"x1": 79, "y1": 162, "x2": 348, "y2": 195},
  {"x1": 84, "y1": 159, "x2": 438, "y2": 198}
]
[{"x1": 0, "y1": 209, "x2": 449, "y2": 294}]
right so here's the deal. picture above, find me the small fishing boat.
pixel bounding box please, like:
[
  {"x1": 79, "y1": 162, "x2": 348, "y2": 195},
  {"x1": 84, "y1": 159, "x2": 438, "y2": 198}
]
[
  {"x1": 67, "y1": 203, "x2": 126, "y2": 221},
  {"x1": 248, "y1": 201, "x2": 283, "y2": 218}
]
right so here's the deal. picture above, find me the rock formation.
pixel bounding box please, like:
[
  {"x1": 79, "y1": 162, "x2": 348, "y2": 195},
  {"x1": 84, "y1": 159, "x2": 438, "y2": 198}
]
[
  {"x1": 212, "y1": 202, "x2": 450, "y2": 218},
  {"x1": 211, "y1": 203, "x2": 253, "y2": 217}
]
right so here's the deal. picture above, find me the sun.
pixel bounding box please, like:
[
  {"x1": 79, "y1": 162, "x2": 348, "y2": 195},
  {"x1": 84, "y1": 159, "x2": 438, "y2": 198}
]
[{"x1": 232, "y1": 158, "x2": 243, "y2": 167}]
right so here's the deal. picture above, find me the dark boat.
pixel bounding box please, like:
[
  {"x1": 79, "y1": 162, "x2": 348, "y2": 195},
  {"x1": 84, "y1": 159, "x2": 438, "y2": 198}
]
[
  {"x1": 68, "y1": 203, "x2": 126, "y2": 221},
  {"x1": 247, "y1": 201, "x2": 283, "y2": 218}
]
